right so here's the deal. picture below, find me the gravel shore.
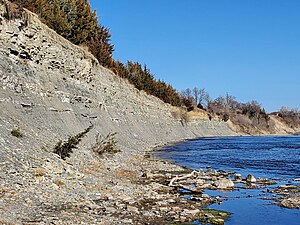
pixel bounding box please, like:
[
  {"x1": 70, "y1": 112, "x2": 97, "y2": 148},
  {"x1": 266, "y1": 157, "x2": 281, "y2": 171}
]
[{"x1": 0, "y1": 2, "x2": 298, "y2": 224}]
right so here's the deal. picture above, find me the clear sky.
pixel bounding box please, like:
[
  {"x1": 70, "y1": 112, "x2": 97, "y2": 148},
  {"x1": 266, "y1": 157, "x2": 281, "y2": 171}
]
[{"x1": 90, "y1": 0, "x2": 300, "y2": 112}]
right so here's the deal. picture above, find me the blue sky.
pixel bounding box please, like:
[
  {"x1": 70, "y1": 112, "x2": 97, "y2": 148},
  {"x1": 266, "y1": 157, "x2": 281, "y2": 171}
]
[{"x1": 90, "y1": 0, "x2": 300, "y2": 112}]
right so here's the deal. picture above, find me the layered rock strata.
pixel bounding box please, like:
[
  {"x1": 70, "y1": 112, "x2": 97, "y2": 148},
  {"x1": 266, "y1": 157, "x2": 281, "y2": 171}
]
[{"x1": 0, "y1": 2, "x2": 237, "y2": 224}]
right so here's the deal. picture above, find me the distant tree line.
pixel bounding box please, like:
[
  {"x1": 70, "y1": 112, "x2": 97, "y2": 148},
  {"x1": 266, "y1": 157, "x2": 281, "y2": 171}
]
[
  {"x1": 8, "y1": 0, "x2": 300, "y2": 127},
  {"x1": 181, "y1": 88, "x2": 272, "y2": 131},
  {"x1": 277, "y1": 107, "x2": 300, "y2": 128},
  {"x1": 10, "y1": 0, "x2": 188, "y2": 107},
  {"x1": 182, "y1": 86, "x2": 300, "y2": 132}
]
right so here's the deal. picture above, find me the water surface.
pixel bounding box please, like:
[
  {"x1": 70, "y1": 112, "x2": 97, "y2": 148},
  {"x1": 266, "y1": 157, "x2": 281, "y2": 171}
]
[{"x1": 155, "y1": 136, "x2": 300, "y2": 225}]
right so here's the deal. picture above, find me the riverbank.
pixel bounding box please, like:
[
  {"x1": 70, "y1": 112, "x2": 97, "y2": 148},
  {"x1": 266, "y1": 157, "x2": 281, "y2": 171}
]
[
  {"x1": 0, "y1": 136, "x2": 239, "y2": 224},
  {"x1": 153, "y1": 136, "x2": 300, "y2": 224},
  {"x1": 0, "y1": 3, "x2": 237, "y2": 223},
  {"x1": 0, "y1": 2, "x2": 299, "y2": 224}
]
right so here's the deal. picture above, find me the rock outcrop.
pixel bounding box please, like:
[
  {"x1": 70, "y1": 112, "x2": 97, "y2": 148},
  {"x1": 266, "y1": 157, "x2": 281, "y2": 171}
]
[
  {"x1": 213, "y1": 178, "x2": 234, "y2": 189},
  {"x1": 0, "y1": 2, "x2": 238, "y2": 224}
]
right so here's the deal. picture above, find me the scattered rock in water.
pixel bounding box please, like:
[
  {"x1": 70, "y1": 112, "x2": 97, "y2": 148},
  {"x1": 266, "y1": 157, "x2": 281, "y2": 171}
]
[
  {"x1": 213, "y1": 178, "x2": 234, "y2": 189},
  {"x1": 256, "y1": 178, "x2": 277, "y2": 185},
  {"x1": 200, "y1": 209, "x2": 231, "y2": 225},
  {"x1": 278, "y1": 185, "x2": 298, "y2": 190},
  {"x1": 246, "y1": 174, "x2": 257, "y2": 183},
  {"x1": 210, "y1": 218, "x2": 225, "y2": 225},
  {"x1": 183, "y1": 208, "x2": 200, "y2": 216},
  {"x1": 196, "y1": 181, "x2": 213, "y2": 189},
  {"x1": 218, "y1": 212, "x2": 228, "y2": 217},
  {"x1": 234, "y1": 173, "x2": 242, "y2": 181},
  {"x1": 278, "y1": 195, "x2": 300, "y2": 209},
  {"x1": 202, "y1": 194, "x2": 211, "y2": 198}
]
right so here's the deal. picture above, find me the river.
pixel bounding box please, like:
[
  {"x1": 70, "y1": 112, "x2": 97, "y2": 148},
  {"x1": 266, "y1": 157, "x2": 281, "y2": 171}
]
[{"x1": 155, "y1": 136, "x2": 300, "y2": 225}]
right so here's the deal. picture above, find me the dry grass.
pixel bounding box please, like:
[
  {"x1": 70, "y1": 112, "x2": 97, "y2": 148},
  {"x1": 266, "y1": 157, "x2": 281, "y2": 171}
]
[
  {"x1": 92, "y1": 132, "x2": 120, "y2": 156},
  {"x1": 187, "y1": 109, "x2": 211, "y2": 120},
  {"x1": 54, "y1": 179, "x2": 65, "y2": 186},
  {"x1": 171, "y1": 107, "x2": 214, "y2": 123},
  {"x1": 0, "y1": 221, "x2": 16, "y2": 225},
  {"x1": 82, "y1": 161, "x2": 106, "y2": 175},
  {"x1": 33, "y1": 168, "x2": 45, "y2": 176},
  {"x1": 115, "y1": 168, "x2": 139, "y2": 181}
]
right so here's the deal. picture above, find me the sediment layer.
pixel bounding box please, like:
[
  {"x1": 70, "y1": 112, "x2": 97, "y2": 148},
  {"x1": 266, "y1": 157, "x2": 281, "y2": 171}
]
[{"x1": 0, "y1": 3, "x2": 237, "y2": 224}]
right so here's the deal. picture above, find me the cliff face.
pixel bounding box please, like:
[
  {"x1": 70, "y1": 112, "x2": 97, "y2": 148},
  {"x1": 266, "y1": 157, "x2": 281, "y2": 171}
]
[
  {"x1": 0, "y1": 3, "x2": 236, "y2": 155},
  {"x1": 0, "y1": 2, "x2": 237, "y2": 224}
]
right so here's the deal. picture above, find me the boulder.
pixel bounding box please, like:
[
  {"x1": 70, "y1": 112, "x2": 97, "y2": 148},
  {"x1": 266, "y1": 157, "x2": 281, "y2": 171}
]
[
  {"x1": 234, "y1": 173, "x2": 242, "y2": 181},
  {"x1": 213, "y1": 178, "x2": 234, "y2": 189},
  {"x1": 246, "y1": 174, "x2": 256, "y2": 183},
  {"x1": 279, "y1": 195, "x2": 300, "y2": 209}
]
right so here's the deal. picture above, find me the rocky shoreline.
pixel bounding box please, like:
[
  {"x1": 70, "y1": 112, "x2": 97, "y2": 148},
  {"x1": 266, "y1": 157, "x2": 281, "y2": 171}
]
[
  {"x1": 137, "y1": 152, "x2": 300, "y2": 224},
  {"x1": 0, "y1": 2, "x2": 238, "y2": 223},
  {"x1": 2, "y1": 138, "x2": 299, "y2": 225},
  {"x1": 93, "y1": 147, "x2": 300, "y2": 225},
  {"x1": 0, "y1": 2, "x2": 299, "y2": 224},
  {"x1": 0, "y1": 141, "x2": 231, "y2": 225}
]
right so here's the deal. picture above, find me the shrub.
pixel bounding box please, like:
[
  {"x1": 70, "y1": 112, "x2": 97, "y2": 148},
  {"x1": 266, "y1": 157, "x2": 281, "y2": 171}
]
[
  {"x1": 92, "y1": 132, "x2": 119, "y2": 156},
  {"x1": 11, "y1": 128, "x2": 23, "y2": 138},
  {"x1": 53, "y1": 125, "x2": 93, "y2": 160},
  {"x1": 278, "y1": 107, "x2": 300, "y2": 128},
  {"x1": 10, "y1": 0, "x2": 191, "y2": 108},
  {"x1": 222, "y1": 113, "x2": 230, "y2": 122}
]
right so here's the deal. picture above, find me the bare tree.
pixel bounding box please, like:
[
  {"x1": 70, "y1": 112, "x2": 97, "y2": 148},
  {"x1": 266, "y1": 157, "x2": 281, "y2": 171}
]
[
  {"x1": 181, "y1": 88, "x2": 193, "y2": 102},
  {"x1": 278, "y1": 107, "x2": 300, "y2": 127},
  {"x1": 225, "y1": 92, "x2": 237, "y2": 109},
  {"x1": 190, "y1": 87, "x2": 210, "y2": 109},
  {"x1": 192, "y1": 87, "x2": 199, "y2": 105},
  {"x1": 186, "y1": 88, "x2": 192, "y2": 99},
  {"x1": 182, "y1": 87, "x2": 211, "y2": 110},
  {"x1": 199, "y1": 88, "x2": 210, "y2": 108}
]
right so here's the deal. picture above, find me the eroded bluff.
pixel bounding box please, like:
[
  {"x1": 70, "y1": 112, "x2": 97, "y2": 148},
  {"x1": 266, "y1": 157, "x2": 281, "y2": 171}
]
[{"x1": 0, "y1": 1, "x2": 236, "y2": 224}]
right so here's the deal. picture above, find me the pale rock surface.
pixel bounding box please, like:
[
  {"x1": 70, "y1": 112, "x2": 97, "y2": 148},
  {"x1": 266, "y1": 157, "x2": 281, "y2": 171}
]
[
  {"x1": 246, "y1": 174, "x2": 257, "y2": 183},
  {"x1": 0, "y1": 1, "x2": 237, "y2": 224},
  {"x1": 213, "y1": 178, "x2": 234, "y2": 189}
]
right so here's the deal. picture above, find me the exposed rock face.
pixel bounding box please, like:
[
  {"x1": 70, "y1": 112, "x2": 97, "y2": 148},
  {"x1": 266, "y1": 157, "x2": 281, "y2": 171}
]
[
  {"x1": 0, "y1": 2, "x2": 237, "y2": 224},
  {"x1": 0, "y1": 1, "x2": 236, "y2": 156}
]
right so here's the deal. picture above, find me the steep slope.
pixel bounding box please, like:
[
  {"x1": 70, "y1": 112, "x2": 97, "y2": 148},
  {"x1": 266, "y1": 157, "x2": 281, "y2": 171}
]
[
  {"x1": 0, "y1": 1, "x2": 235, "y2": 152},
  {"x1": 0, "y1": 2, "x2": 237, "y2": 224}
]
